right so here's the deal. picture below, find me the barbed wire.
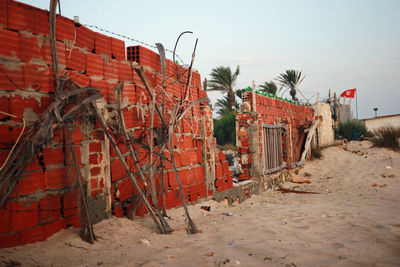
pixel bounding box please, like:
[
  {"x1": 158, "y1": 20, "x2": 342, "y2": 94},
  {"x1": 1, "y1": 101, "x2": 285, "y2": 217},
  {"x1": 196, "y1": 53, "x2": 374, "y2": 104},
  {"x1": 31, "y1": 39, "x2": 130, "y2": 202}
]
[{"x1": 83, "y1": 24, "x2": 189, "y2": 67}]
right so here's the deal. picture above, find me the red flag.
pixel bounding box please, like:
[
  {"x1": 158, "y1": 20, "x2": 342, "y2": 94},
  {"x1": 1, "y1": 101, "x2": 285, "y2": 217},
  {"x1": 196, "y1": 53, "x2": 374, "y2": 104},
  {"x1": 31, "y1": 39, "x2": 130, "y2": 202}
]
[{"x1": 340, "y1": 88, "x2": 356, "y2": 98}]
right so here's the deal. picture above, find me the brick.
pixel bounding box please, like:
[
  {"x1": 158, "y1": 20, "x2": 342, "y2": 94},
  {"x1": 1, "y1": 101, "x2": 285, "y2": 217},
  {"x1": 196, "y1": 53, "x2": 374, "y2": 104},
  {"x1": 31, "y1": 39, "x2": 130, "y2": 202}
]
[
  {"x1": 89, "y1": 153, "x2": 103, "y2": 165},
  {"x1": 0, "y1": 62, "x2": 25, "y2": 90},
  {"x1": 64, "y1": 214, "x2": 79, "y2": 228},
  {"x1": 67, "y1": 70, "x2": 90, "y2": 88},
  {"x1": 0, "y1": 125, "x2": 25, "y2": 149},
  {"x1": 116, "y1": 178, "x2": 133, "y2": 202},
  {"x1": 90, "y1": 167, "x2": 101, "y2": 177},
  {"x1": 44, "y1": 41, "x2": 66, "y2": 68},
  {"x1": 118, "y1": 61, "x2": 132, "y2": 82},
  {"x1": 19, "y1": 32, "x2": 40, "y2": 62},
  {"x1": 25, "y1": 62, "x2": 50, "y2": 92},
  {"x1": 66, "y1": 48, "x2": 86, "y2": 72},
  {"x1": 94, "y1": 32, "x2": 111, "y2": 58},
  {"x1": 111, "y1": 37, "x2": 125, "y2": 60},
  {"x1": 104, "y1": 58, "x2": 119, "y2": 80},
  {"x1": 86, "y1": 52, "x2": 104, "y2": 78},
  {"x1": 56, "y1": 15, "x2": 75, "y2": 43},
  {"x1": 45, "y1": 167, "x2": 67, "y2": 189},
  {"x1": 90, "y1": 78, "x2": 108, "y2": 101},
  {"x1": 10, "y1": 201, "x2": 39, "y2": 232},
  {"x1": 39, "y1": 194, "x2": 61, "y2": 223},
  {"x1": 42, "y1": 146, "x2": 65, "y2": 166},
  {"x1": 0, "y1": 28, "x2": 20, "y2": 59},
  {"x1": 0, "y1": 96, "x2": 9, "y2": 115},
  {"x1": 9, "y1": 95, "x2": 38, "y2": 119},
  {"x1": 7, "y1": 1, "x2": 34, "y2": 32},
  {"x1": 0, "y1": 232, "x2": 21, "y2": 249},
  {"x1": 33, "y1": 8, "x2": 49, "y2": 35},
  {"x1": 222, "y1": 161, "x2": 230, "y2": 176},
  {"x1": 110, "y1": 159, "x2": 126, "y2": 181},
  {"x1": 63, "y1": 192, "x2": 78, "y2": 218},
  {"x1": 10, "y1": 171, "x2": 45, "y2": 197},
  {"x1": 89, "y1": 142, "x2": 102, "y2": 153},
  {"x1": 76, "y1": 24, "x2": 94, "y2": 51},
  {"x1": 123, "y1": 83, "x2": 135, "y2": 103},
  {"x1": 219, "y1": 150, "x2": 226, "y2": 162},
  {"x1": 113, "y1": 203, "x2": 123, "y2": 217},
  {"x1": 215, "y1": 163, "x2": 223, "y2": 178},
  {"x1": 0, "y1": 0, "x2": 7, "y2": 28}
]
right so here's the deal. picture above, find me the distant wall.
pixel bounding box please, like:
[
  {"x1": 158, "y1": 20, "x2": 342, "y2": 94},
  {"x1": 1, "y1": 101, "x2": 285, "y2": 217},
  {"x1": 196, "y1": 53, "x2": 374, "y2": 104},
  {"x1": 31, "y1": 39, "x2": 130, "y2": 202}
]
[{"x1": 363, "y1": 114, "x2": 400, "y2": 132}]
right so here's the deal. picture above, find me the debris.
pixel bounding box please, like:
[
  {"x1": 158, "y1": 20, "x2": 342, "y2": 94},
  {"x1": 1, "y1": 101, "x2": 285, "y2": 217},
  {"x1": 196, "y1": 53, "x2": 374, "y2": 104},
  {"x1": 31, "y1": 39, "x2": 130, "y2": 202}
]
[
  {"x1": 291, "y1": 175, "x2": 312, "y2": 184},
  {"x1": 206, "y1": 251, "x2": 214, "y2": 257},
  {"x1": 264, "y1": 257, "x2": 272, "y2": 261},
  {"x1": 201, "y1": 206, "x2": 211, "y2": 211},
  {"x1": 166, "y1": 255, "x2": 175, "y2": 259},
  {"x1": 385, "y1": 166, "x2": 392, "y2": 169},
  {"x1": 371, "y1": 183, "x2": 387, "y2": 188},
  {"x1": 277, "y1": 188, "x2": 320, "y2": 194},
  {"x1": 222, "y1": 212, "x2": 234, "y2": 216},
  {"x1": 139, "y1": 238, "x2": 151, "y2": 246},
  {"x1": 228, "y1": 241, "x2": 235, "y2": 246}
]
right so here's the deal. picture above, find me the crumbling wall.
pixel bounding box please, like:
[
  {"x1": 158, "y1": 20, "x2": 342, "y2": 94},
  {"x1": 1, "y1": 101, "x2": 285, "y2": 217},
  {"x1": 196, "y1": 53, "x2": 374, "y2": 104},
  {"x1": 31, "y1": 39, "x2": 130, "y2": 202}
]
[
  {"x1": 236, "y1": 92, "x2": 313, "y2": 180},
  {"x1": 0, "y1": 0, "x2": 232, "y2": 248},
  {"x1": 315, "y1": 102, "x2": 334, "y2": 147}
]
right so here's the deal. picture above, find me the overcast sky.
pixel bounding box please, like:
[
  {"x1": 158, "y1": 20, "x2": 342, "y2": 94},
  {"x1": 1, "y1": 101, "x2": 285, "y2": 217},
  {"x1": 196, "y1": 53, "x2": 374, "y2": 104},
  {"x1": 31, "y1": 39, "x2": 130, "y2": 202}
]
[{"x1": 22, "y1": 0, "x2": 400, "y2": 119}]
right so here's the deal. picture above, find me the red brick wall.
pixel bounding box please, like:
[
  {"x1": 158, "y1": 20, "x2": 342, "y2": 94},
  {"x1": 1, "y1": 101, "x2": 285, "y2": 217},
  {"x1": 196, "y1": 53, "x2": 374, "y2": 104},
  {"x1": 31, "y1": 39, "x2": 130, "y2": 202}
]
[
  {"x1": 237, "y1": 92, "x2": 313, "y2": 180},
  {"x1": 0, "y1": 0, "x2": 233, "y2": 248}
]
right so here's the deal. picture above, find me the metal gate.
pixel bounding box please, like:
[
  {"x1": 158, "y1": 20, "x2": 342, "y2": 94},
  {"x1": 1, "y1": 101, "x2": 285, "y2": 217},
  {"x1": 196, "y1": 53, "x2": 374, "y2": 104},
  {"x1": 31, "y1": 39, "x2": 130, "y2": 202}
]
[{"x1": 263, "y1": 124, "x2": 285, "y2": 174}]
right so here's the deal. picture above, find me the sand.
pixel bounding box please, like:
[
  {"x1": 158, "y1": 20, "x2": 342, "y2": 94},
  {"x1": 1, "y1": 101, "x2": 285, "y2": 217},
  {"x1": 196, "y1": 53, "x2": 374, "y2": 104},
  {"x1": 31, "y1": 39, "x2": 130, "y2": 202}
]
[{"x1": 1, "y1": 141, "x2": 400, "y2": 267}]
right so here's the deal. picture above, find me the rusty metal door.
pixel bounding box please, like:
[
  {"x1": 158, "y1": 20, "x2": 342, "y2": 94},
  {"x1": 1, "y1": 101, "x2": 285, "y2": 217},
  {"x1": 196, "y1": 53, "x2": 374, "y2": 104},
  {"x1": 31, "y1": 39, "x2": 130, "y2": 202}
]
[{"x1": 263, "y1": 124, "x2": 284, "y2": 174}]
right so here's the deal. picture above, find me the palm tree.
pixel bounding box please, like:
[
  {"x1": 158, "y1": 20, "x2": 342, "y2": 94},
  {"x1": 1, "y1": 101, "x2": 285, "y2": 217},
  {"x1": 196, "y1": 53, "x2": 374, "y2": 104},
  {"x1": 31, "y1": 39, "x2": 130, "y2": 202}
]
[
  {"x1": 259, "y1": 81, "x2": 278, "y2": 95},
  {"x1": 215, "y1": 94, "x2": 239, "y2": 117},
  {"x1": 276, "y1": 70, "x2": 305, "y2": 101},
  {"x1": 207, "y1": 65, "x2": 240, "y2": 112}
]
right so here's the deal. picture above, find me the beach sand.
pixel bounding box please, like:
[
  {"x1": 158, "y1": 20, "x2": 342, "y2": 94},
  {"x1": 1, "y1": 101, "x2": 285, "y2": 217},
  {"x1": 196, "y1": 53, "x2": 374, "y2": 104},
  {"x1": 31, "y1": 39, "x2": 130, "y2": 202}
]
[{"x1": 1, "y1": 141, "x2": 399, "y2": 266}]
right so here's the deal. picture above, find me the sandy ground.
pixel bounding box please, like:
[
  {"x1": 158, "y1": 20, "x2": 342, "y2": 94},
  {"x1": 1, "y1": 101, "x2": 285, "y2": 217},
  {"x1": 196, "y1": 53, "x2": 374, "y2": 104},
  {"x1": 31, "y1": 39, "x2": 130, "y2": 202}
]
[{"x1": 1, "y1": 141, "x2": 400, "y2": 267}]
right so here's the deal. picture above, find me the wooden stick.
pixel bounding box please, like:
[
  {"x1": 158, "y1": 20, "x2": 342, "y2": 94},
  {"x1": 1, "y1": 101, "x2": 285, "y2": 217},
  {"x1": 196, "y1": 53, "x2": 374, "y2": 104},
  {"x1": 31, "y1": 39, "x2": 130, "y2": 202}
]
[{"x1": 91, "y1": 103, "x2": 167, "y2": 234}]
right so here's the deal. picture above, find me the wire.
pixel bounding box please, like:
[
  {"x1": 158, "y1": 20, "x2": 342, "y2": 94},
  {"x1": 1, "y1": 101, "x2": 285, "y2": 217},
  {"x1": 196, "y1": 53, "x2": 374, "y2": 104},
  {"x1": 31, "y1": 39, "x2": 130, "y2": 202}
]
[{"x1": 83, "y1": 24, "x2": 189, "y2": 67}]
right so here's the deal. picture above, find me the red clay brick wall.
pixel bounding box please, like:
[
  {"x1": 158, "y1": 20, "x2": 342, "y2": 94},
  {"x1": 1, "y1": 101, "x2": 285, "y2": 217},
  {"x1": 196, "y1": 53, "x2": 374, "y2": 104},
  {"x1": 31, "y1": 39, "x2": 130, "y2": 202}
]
[
  {"x1": 237, "y1": 92, "x2": 313, "y2": 180},
  {"x1": 0, "y1": 0, "x2": 233, "y2": 248}
]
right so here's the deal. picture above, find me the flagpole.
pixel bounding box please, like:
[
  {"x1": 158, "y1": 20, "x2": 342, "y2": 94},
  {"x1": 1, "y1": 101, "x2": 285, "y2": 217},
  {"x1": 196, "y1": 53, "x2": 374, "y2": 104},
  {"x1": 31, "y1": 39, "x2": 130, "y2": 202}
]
[{"x1": 356, "y1": 88, "x2": 358, "y2": 120}]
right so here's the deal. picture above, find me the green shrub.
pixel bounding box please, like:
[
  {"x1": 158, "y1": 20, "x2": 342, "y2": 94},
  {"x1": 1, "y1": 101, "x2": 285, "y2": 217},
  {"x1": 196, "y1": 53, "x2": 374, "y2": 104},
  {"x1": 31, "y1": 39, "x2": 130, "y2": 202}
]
[
  {"x1": 214, "y1": 111, "x2": 236, "y2": 146},
  {"x1": 336, "y1": 121, "x2": 370, "y2": 140},
  {"x1": 371, "y1": 126, "x2": 400, "y2": 149}
]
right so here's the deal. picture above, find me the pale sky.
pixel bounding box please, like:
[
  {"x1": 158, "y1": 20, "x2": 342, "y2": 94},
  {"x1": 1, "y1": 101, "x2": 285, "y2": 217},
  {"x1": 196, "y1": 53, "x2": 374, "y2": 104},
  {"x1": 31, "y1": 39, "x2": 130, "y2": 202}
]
[{"x1": 21, "y1": 0, "x2": 400, "y2": 119}]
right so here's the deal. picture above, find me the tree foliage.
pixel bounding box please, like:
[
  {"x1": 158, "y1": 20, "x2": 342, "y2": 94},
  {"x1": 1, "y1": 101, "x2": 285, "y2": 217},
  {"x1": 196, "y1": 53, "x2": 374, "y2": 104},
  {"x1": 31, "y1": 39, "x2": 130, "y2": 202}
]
[
  {"x1": 259, "y1": 81, "x2": 278, "y2": 95},
  {"x1": 276, "y1": 70, "x2": 305, "y2": 101},
  {"x1": 207, "y1": 65, "x2": 240, "y2": 112},
  {"x1": 214, "y1": 111, "x2": 236, "y2": 146}
]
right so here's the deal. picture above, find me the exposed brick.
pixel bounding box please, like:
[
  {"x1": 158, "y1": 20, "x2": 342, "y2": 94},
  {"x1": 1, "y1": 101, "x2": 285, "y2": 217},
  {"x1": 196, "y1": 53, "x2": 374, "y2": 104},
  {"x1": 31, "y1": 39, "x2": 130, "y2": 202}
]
[
  {"x1": 76, "y1": 24, "x2": 95, "y2": 51},
  {"x1": 7, "y1": 1, "x2": 34, "y2": 32},
  {"x1": 45, "y1": 167, "x2": 67, "y2": 189},
  {"x1": 116, "y1": 178, "x2": 133, "y2": 202},
  {"x1": 33, "y1": 8, "x2": 49, "y2": 35},
  {"x1": 0, "y1": 0, "x2": 7, "y2": 28},
  {"x1": 9, "y1": 95, "x2": 39, "y2": 118},
  {"x1": 111, "y1": 37, "x2": 125, "y2": 60},
  {"x1": 118, "y1": 61, "x2": 132, "y2": 81},
  {"x1": 94, "y1": 32, "x2": 111, "y2": 58},
  {"x1": 63, "y1": 192, "x2": 78, "y2": 218},
  {"x1": 67, "y1": 71, "x2": 89, "y2": 88},
  {"x1": 10, "y1": 201, "x2": 39, "y2": 232},
  {"x1": 56, "y1": 15, "x2": 75, "y2": 43},
  {"x1": 86, "y1": 52, "x2": 104, "y2": 78},
  {"x1": 38, "y1": 194, "x2": 61, "y2": 223},
  {"x1": 90, "y1": 167, "x2": 101, "y2": 177},
  {"x1": 0, "y1": 28, "x2": 20, "y2": 59},
  {"x1": 0, "y1": 62, "x2": 25, "y2": 90},
  {"x1": 25, "y1": 62, "x2": 50, "y2": 92},
  {"x1": 90, "y1": 78, "x2": 108, "y2": 101},
  {"x1": 104, "y1": 58, "x2": 119, "y2": 80},
  {"x1": 10, "y1": 170, "x2": 45, "y2": 198},
  {"x1": 123, "y1": 83, "x2": 135, "y2": 103},
  {"x1": 66, "y1": 48, "x2": 86, "y2": 72},
  {"x1": 110, "y1": 158, "x2": 126, "y2": 181},
  {"x1": 0, "y1": 232, "x2": 21, "y2": 249}
]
